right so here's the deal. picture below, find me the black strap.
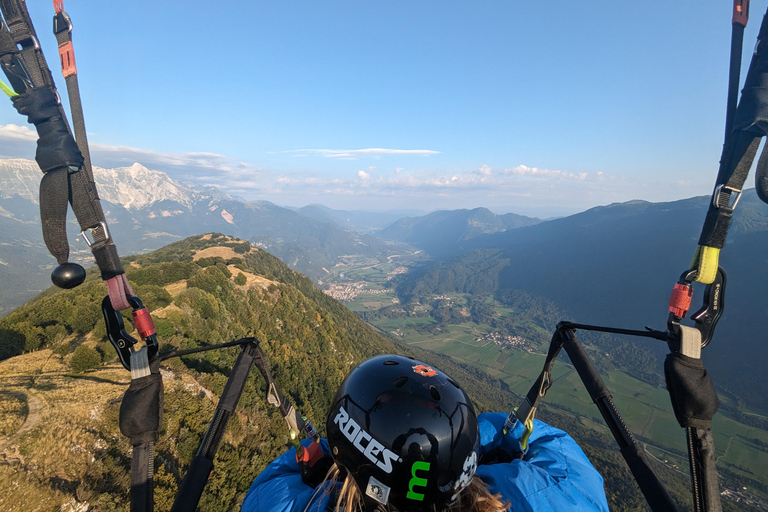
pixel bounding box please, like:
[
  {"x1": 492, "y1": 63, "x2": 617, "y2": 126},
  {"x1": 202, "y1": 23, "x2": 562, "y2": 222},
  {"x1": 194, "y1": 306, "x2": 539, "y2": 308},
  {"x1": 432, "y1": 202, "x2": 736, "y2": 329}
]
[
  {"x1": 119, "y1": 353, "x2": 163, "y2": 512},
  {"x1": 130, "y1": 444, "x2": 155, "y2": 512},
  {"x1": 697, "y1": 134, "x2": 761, "y2": 249},
  {"x1": 687, "y1": 428, "x2": 722, "y2": 512},
  {"x1": 0, "y1": 0, "x2": 53, "y2": 88},
  {"x1": 170, "y1": 339, "x2": 260, "y2": 512},
  {"x1": 697, "y1": 7, "x2": 768, "y2": 251},
  {"x1": 0, "y1": 0, "x2": 124, "y2": 281},
  {"x1": 252, "y1": 344, "x2": 305, "y2": 433},
  {"x1": 756, "y1": 142, "x2": 768, "y2": 202},
  {"x1": 517, "y1": 324, "x2": 680, "y2": 512},
  {"x1": 53, "y1": 6, "x2": 94, "y2": 179}
]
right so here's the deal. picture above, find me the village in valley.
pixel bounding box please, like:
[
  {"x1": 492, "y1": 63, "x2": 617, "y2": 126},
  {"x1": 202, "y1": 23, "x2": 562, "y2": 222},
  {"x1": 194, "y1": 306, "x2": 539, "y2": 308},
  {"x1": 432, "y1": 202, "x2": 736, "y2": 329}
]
[{"x1": 476, "y1": 332, "x2": 532, "y2": 352}]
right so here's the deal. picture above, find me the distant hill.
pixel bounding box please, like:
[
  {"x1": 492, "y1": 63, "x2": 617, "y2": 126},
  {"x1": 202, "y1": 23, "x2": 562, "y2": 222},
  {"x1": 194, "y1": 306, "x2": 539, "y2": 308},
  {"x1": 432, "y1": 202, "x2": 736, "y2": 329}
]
[
  {"x1": 395, "y1": 191, "x2": 768, "y2": 411},
  {"x1": 0, "y1": 159, "x2": 411, "y2": 314},
  {"x1": 295, "y1": 204, "x2": 424, "y2": 233},
  {"x1": 377, "y1": 207, "x2": 541, "y2": 257},
  {"x1": 0, "y1": 234, "x2": 691, "y2": 511}
]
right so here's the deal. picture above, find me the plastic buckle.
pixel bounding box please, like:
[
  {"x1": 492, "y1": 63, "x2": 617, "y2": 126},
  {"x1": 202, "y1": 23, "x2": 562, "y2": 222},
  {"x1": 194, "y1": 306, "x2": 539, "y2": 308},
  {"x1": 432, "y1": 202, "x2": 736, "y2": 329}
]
[
  {"x1": 81, "y1": 221, "x2": 111, "y2": 247},
  {"x1": 712, "y1": 184, "x2": 742, "y2": 212}
]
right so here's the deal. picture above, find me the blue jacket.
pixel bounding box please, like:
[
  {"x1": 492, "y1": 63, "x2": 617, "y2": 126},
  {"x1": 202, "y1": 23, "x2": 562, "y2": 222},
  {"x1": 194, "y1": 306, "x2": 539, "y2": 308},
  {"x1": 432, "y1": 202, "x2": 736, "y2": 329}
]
[{"x1": 241, "y1": 413, "x2": 610, "y2": 512}]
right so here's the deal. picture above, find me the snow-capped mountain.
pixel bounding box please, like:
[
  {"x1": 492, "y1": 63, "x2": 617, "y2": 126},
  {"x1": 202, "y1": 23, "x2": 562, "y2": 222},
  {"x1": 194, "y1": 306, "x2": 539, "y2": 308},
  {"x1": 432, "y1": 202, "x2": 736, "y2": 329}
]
[
  {"x1": 0, "y1": 158, "x2": 406, "y2": 315},
  {"x1": 0, "y1": 158, "x2": 212, "y2": 209}
]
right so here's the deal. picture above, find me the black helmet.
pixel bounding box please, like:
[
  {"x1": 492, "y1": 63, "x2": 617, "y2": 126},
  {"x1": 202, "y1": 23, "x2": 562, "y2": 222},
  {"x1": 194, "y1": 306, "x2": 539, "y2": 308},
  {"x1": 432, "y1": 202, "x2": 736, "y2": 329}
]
[{"x1": 326, "y1": 354, "x2": 480, "y2": 511}]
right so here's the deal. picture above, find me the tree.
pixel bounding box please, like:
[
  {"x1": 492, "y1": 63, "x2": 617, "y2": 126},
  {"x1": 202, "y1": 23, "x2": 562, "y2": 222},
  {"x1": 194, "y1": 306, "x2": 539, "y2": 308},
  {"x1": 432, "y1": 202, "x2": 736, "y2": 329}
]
[{"x1": 70, "y1": 345, "x2": 102, "y2": 373}]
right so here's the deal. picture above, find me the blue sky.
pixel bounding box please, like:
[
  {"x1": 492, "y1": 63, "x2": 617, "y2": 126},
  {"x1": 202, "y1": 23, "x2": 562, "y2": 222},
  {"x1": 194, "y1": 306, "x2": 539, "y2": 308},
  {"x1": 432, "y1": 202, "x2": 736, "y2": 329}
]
[{"x1": 0, "y1": 1, "x2": 762, "y2": 217}]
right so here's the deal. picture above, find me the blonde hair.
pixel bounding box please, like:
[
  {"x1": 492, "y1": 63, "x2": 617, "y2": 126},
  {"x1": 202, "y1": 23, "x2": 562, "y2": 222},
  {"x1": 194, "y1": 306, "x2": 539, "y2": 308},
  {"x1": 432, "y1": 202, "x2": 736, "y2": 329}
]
[{"x1": 309, "y1": 464, "x2": 509, "y2": 512}]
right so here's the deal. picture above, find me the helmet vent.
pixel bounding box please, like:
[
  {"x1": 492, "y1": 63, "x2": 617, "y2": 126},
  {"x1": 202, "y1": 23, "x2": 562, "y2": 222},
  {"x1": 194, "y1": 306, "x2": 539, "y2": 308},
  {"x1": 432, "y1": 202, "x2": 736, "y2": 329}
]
[
  {"x1": 393, "y1": 376, "x2": 408, "y2": 387},
  {"x1": 383, "y1": 360, "x2": 400, "y2": 366},
  {"x1": 447, "y1": 378, "x2": 460, "y2": 389},
  {"x1": 430, "y1": 386, "x2": 441, "y2": 401}
]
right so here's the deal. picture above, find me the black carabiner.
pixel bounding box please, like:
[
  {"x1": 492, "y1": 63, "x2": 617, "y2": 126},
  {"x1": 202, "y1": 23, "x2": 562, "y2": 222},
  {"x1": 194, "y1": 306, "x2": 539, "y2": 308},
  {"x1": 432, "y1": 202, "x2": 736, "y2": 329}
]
[
  {"x1": 667, "y1": 267, "x2": 727, "y2": 351},
  {"x1": 690, "y1": 267, "x2": 727, "y2": 348},
  {"x1": 101, "y1": 295, "x2": 158, "y2": 370}
]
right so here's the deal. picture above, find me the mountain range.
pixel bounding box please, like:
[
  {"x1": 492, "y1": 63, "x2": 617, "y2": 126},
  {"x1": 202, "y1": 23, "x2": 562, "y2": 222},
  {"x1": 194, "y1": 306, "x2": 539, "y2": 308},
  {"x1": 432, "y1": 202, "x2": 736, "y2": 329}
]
[
  {"x1": 394, "y1": 191, "x2": 768, "y2": 411},
  {"x1": 0, "y1": 159, "x2": 413, "y2": 313},
  {"x1": 3, "y1": 157, "x2": 768, "y2": 414},
  {"x1": 377, "y1": 207, "x2": 540, "y2": 258}
]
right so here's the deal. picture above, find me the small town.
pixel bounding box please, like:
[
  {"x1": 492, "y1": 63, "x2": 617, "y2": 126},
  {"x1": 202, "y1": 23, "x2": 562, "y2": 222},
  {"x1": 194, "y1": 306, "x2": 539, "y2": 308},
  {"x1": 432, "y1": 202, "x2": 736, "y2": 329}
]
[
  {"x1": 323, "y1": 282, "x2": 387, "y2": 302},
  {"x1": 476, "y1": 332, "x2": 531, "y2": 352},
  {"x1": 720, "y1": 488, "x2": 768, "y2": 510}
]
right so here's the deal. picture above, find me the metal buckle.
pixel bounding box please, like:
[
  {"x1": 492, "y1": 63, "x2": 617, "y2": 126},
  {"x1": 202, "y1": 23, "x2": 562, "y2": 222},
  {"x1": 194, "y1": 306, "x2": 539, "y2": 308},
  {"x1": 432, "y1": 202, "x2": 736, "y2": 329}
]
[
  {"x1": 12, "y1": 32, "x2": 39, "y2": 51},
  {"x1": 81, "y1": 221, "x2": 111, "y2": 247},
  {"x1": 53, "y1": 12, "x2": 73, "y2": 35},
  {"x1": 712, "y1": 184, "x2": 742, "y2": 211}
]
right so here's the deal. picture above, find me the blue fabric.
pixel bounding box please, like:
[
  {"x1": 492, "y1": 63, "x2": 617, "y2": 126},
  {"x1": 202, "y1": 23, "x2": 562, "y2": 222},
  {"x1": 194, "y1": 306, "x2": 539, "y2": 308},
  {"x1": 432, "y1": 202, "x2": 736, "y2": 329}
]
[
  {"x1": 475, "y1": 413, "x2": 609, "y2": 512},
  {"x1": 241, "y1": 413, "x2": 609, "y2": 512}
]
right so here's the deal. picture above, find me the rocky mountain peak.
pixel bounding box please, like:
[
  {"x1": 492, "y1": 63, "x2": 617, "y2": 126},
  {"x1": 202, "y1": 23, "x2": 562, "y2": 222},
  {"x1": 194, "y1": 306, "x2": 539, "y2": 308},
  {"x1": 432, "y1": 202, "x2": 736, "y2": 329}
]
[{"x1": 0, "y1": 158, "x2": 208, "y2": 210}]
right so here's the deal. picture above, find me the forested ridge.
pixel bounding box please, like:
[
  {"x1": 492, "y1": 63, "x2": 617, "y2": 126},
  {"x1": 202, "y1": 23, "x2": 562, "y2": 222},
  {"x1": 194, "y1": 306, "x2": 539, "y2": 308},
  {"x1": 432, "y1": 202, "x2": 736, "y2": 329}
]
[{"x1": 0, "y1": 234, "x2": 737, "y2": 511}]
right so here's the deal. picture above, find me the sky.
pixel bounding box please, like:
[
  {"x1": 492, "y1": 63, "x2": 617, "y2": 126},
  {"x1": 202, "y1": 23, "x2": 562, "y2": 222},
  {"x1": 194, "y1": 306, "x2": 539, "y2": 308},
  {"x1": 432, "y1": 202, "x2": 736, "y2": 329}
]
[{"x1": 0, "y1": 0, "x2": 764, "y2": 218}]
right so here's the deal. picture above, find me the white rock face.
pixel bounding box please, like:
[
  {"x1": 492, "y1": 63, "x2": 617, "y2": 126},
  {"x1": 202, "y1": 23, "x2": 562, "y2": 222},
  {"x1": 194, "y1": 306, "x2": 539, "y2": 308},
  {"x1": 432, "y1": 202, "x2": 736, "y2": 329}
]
[
  {"x1": 94, "y1": 163, "x2": 198, "y2": 209},
  {"x1": 0, "y1": 158, "x2": 41, "y2": 202},
  {"x1": 0, "y1": 158, "x2": 220, "y2": 210}
]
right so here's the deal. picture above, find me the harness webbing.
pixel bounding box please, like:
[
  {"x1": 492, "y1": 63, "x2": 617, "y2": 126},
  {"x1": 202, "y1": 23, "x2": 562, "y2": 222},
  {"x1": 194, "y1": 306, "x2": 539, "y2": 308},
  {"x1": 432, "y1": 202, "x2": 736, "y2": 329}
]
[
  {"x1": 0, "y1": 0, "x2": 134, "y2": 308},
  {"x1": 692, "y1": 5, "x2": 768, "y2": 284},
  {"x1": 511, "y1": 324, "x2": 680, "y2": 512}
]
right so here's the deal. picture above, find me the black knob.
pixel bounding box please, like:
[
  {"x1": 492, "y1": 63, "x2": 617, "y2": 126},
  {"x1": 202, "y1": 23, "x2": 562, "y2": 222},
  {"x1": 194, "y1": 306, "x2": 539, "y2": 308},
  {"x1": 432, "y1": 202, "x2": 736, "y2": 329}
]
[{"x1": 51, "y1": 262, "x2": 86, "y2": 289}]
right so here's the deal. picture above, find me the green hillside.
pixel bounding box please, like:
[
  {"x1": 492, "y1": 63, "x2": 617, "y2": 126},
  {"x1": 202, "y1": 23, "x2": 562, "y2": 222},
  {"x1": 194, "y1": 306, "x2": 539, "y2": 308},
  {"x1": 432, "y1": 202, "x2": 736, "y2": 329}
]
[
  {"x1": 0, "y1": 234, "x2": 747, "y2": 511},
  {"x1": 394, "y1": 192, "x2": 768, "y2": 414}
]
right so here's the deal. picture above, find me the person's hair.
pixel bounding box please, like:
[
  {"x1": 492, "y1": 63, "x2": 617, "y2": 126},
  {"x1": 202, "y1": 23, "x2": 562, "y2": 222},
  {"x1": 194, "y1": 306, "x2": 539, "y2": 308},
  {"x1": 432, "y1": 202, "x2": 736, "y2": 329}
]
[{"x1": 310, "y1": 463, "x2": 509, "y2": 512}]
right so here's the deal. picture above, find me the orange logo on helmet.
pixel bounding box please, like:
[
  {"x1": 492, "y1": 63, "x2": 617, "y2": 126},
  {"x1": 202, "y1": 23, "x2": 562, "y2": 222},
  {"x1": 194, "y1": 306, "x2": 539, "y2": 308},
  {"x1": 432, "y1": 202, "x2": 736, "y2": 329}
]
[{"x1": 413, "y1": 365, "x2": 437, "y2": 377}]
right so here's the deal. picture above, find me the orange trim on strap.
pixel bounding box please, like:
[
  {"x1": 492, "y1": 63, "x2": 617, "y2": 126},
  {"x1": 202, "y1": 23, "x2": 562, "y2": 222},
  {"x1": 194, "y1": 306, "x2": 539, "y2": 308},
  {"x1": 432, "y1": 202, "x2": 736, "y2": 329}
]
[
  {"x1": 53, "y1": 0, "x2": 64, "y2": 14},
  {"x1": 58, "y1": 41, "x2": 76, "y2": 77},
  {"x1": 733, "y1": 0, "x2": 750, "y2": 27}
]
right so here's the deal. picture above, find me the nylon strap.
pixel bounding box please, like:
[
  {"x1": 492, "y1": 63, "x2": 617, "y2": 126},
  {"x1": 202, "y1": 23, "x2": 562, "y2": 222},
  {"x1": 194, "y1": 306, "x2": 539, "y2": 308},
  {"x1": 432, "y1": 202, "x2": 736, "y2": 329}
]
[
  {"x1": 692, "y1": 6, "x2": 768, "y2": 284},
  {"x1": 1, "y1": 0, "x2": 127, "y2": 307},
  {"x1": 53, "y1": 5, "x2": 94, "y2": 176},
  {"x1": 510, "y1": 329, "x2": 565, "y2": 434},
  {"x1": 128, "y1": 347, "x2": 154, "y2": 512},
  {"x1": 252, "y1": 345, "x2": 305, "y2": 434},
  {"x1": 693, "y1": 135, "x2": 760, "y2": 284},
  {"x1": 678, "y1": 325, "x2": 702, "y2": 360},
  {"x1": 0, "y1": 0, "x2": 53, "y2": 88}
]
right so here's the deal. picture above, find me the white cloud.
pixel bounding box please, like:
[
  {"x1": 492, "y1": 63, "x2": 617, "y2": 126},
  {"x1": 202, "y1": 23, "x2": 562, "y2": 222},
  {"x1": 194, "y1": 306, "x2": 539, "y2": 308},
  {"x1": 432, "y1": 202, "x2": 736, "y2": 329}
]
[
  {"x1": 0, "y1": 124, "x2": 37, "y2": 141},
  {"x1": 476, "y1": 164, "x2": 492, "y2": 176},
  {"x1": 286, "y1": 148, "x2": 440, "y2": 159},
  {"x1": 503, "y1": 165, "x2": 587, "y2": 180},
  {"x1": 0, "y1": 121, "x2": 663, "y2": 215}
]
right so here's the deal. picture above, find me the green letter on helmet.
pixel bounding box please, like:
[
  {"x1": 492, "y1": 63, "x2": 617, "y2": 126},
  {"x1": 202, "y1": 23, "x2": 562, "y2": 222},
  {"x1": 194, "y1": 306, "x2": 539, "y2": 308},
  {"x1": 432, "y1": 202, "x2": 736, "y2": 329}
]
[{"x1": 406, "y1": 461, "x2": 430, "y2": 501}]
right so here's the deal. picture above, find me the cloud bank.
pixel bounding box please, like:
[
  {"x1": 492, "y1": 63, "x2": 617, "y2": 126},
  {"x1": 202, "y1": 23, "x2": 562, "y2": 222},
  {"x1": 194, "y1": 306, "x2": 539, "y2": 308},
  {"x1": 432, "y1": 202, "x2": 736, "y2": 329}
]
[
  {"x1": 286, "y1": 148, "x2": 440, "y2": 159},
  {"x1": 0, "y1": 124, "x2": 709, "y2": 216}
]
